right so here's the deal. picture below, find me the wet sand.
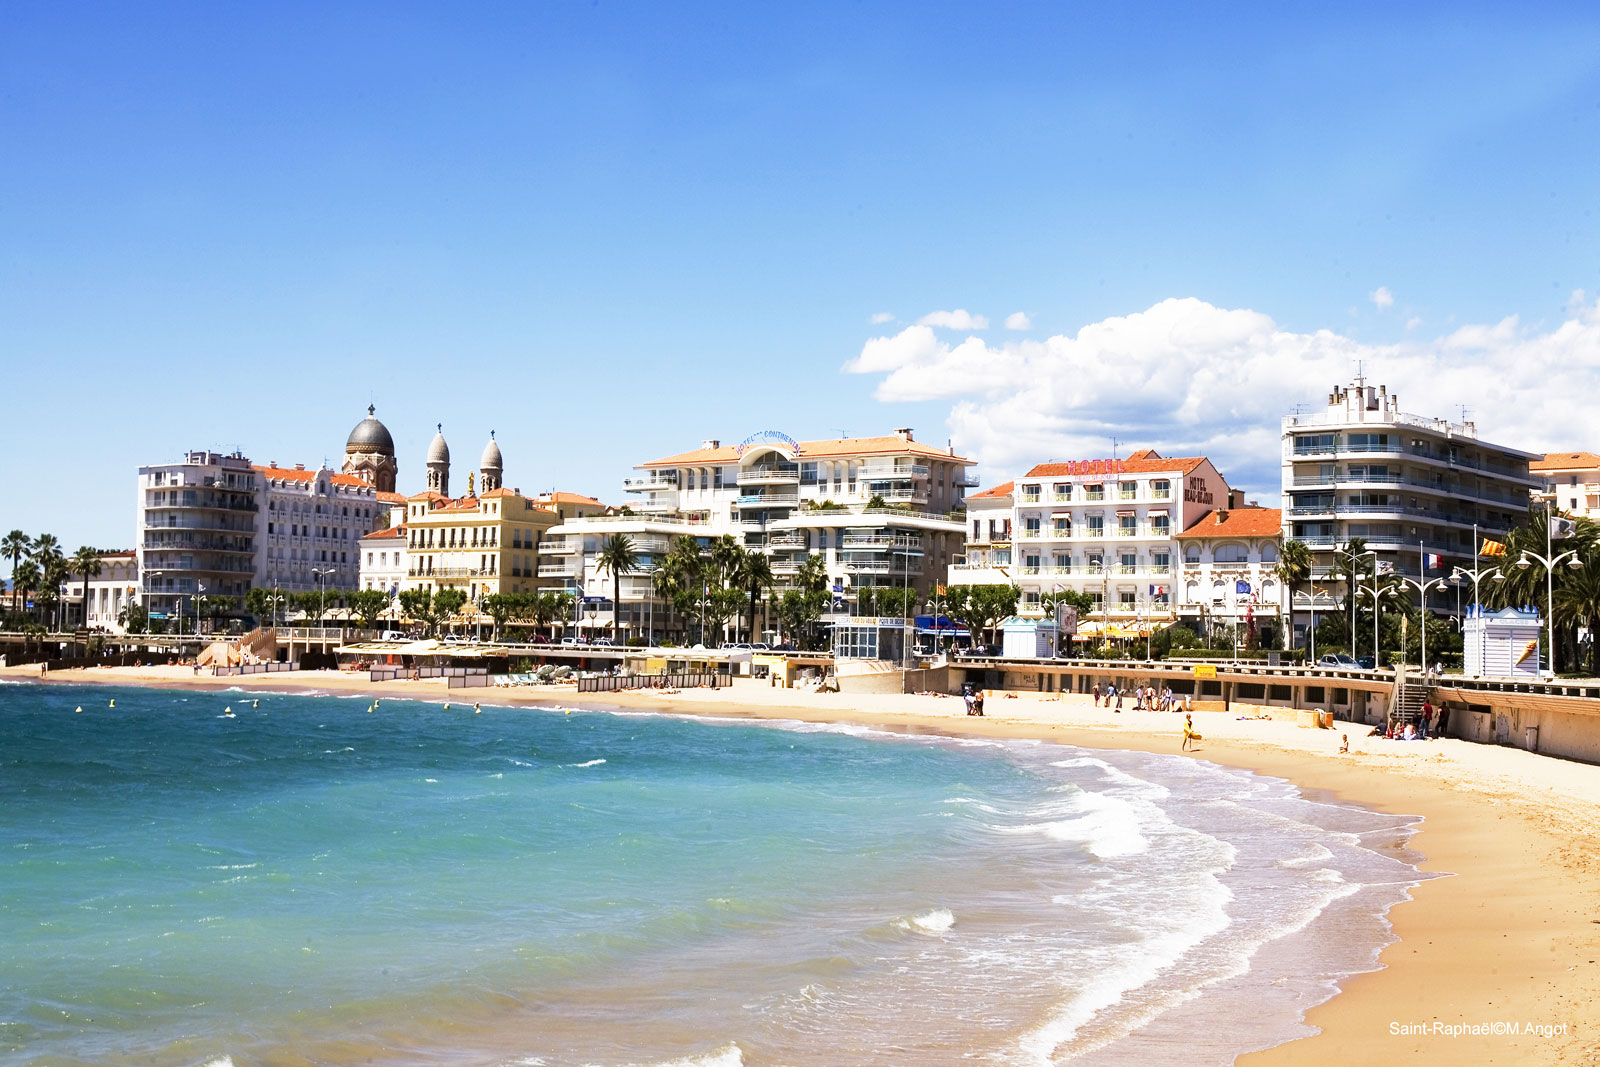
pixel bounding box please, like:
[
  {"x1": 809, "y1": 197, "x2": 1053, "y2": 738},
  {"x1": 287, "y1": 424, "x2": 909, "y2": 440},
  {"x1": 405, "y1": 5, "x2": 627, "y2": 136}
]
[{"x1": 11, "y1": 662, "x2": 1599, "y2": 1064}]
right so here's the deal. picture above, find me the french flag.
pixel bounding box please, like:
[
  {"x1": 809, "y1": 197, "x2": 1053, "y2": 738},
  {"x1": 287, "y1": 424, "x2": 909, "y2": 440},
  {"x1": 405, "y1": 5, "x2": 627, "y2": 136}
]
[{"x1": 1424, "y1": 553, "x2": 1444, "y2": 571}]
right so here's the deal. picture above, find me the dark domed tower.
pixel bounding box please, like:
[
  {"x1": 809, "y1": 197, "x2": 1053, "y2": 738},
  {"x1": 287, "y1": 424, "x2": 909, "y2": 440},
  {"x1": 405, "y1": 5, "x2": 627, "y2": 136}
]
[{"x1": 343, "y1": 405, "x2": 398, "y2": 492}]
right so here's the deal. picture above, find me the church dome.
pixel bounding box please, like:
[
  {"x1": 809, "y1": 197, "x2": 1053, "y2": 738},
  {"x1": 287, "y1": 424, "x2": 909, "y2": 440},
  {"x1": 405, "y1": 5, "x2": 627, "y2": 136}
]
[
  {"x1": 346, "y1": 405, "x2": 395, "y2": 454},
  {"x1": 427, "y1": 424, "x2": 450, "y2": 464},
  {"x1": 480, "y1": 431, "x2": 503, "y2": 470}
]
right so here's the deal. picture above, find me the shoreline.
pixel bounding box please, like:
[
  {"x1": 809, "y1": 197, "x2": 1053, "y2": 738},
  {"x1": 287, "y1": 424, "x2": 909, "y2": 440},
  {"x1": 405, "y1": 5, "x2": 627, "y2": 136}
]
[{"x1": 8, "y1": 664, "x2": 1597, "y2": 1063}]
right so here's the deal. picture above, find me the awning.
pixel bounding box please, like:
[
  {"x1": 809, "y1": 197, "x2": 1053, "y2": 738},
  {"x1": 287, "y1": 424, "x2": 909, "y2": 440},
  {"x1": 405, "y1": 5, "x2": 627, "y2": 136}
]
[
  {"x1": 1116, "y1": 509, "x2": 1135, "y2": 517},
  {"x1": 1147, "y1": 508, "x2": 1169, "y2": 517},
  {"x1": 1050, "y1": 511, "x2": 1074, "y2": 518}
]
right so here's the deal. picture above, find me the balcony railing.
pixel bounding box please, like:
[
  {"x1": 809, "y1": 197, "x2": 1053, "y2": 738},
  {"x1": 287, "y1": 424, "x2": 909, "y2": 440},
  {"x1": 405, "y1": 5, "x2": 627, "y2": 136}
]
[
  {"x1": 859, "y1": 463, "x2": 929, "y2": 479},
  {"x1": 736, "y1": 464, "x2": 801, "y2": 485},
  {"x1": 622, "y1": 473, "x2": 678, "y2": 488}
]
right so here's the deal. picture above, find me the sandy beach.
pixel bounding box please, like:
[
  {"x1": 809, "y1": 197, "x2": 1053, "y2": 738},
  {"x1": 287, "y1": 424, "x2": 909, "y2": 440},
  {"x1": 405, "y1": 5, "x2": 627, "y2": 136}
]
[{"x1": 10, "y1": 662, "x2": 1598, "y2": 1064}]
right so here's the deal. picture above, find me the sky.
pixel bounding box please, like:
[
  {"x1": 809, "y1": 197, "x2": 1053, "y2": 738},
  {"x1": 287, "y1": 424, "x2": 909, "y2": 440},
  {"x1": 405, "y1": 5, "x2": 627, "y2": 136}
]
[{"x1": 4, "y1": 2, "x2": 1600, "y2": 553}]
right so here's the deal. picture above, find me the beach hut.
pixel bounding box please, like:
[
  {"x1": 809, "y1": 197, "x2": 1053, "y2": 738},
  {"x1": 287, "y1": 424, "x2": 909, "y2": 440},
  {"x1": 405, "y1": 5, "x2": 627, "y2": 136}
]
[{"x1": 1000, "y1": 616, "x2": 1058, "y2": 659}]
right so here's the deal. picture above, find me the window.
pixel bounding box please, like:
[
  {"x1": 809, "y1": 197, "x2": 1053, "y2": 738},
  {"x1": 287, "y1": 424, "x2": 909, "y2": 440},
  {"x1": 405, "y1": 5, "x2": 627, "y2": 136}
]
[
  {"x1": 1150, "y1": 514, "x2": 1170, "y2": 533},
  {"x1": 1086, "y1": 516, "x2": 1104, "y2": 535},
  {"x1": 1294, "y1": 433, "x2": 1336, "y2": 454},
  {"x1": 1084, "y1": 484, "x2": 1104, "y2": 501},
  {"x1": 1024, "y1": 517, "x2": 1042, "y2": 537},
  {"x1": 1151, "y1": 480, "x2": 1171, "y2": 499},
  {"x1": 1119, "y1": 514, "x2": 1137, "y2": 534},
  {"x1": 1119, "y1": 591, "x2": 1136, "y2": 606},
  {"x1": 1021, "y1": 484, "x2": 1041, "y2": 503},
  {"x1": 1119, "y1": 481, "x2": 1137, "y2": 499},
  {"x1": 1185, "y1": 546, "x2": 1201, "y2": 563},
  {"x1": 1024, "y1": 554, "x2": 1041, "y2": 574},
  {"x1": 1214, "y1": 543, "x2": 1250, "y2": 563},
  {"x1": 1260, "y1": 544, "x2": 1278, "y2": 563},
  {"x1": 1054, "y1": 552, "x2": 1070, "y2": 572},
  {"x1": 1152, "y1": 552, "x2": 1170, "y2": 569},
  {"x1": 1023, "y1": 591, "x2": 1041, "y2": 609},
  {"x1": 1052, "y1": 516, "x2": 1070, "y2": 536},
  {"x1": 1053, "y1": 483, "x2": 1072, "y2": 501},
  {"x1": 1347, "y1": 432, "x2": 1392, "y2": 452},
  {"x1": 1087, "y1": 554, "x2": 1104, "y2": 573}
]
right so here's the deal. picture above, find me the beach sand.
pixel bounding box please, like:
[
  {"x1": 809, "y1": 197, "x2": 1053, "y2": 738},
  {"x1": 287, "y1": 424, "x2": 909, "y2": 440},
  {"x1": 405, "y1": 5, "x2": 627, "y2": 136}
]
[{"x1": 11, "y1": 662, "x2": 1599, "y2": 1064}]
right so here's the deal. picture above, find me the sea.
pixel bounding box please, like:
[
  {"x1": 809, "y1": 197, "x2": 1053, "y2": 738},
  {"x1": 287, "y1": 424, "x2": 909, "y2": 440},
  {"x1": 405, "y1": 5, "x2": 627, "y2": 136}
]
[{"x1": 0, "y1": 683, "x2": 1433, "y2": 1067}]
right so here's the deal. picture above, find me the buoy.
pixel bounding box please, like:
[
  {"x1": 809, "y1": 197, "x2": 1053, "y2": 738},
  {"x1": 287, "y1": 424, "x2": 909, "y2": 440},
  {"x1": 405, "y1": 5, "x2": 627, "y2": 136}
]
[
  {"x1": 473, "y1": 703, "x2": 481, "y2": 714},
  {"x1": 224, "y1": 706, "x2": 231, "y2": 714},
  {"x1": 367, "y1": 704, "x2": 374, "y2": 713},
  {"x1": 443, "y1": 703, "x2": 450, "y2": 710},
  {"x1": 108, "y1": 699, "x2": 115, "y2": 708},
  {"x1": 252, "y1": 699, "x2": 259, "y2": 708},
  {"x1": 75, "y1": 706, "x2": 82, "y2": 714},
  {"x1": 565, "y1": 709, "x2": 572, "y2": 715}
]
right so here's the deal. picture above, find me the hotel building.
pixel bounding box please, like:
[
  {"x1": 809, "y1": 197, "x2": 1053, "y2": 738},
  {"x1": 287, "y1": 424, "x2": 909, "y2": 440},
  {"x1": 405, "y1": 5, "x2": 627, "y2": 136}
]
[
  {"x1": 254, "y1": 464, "x2": 382, "y2": 595},
  {"x1": 1281, "y1": 378, "x2": 1539, "y2": 629},
  {"x1": 1009, "y1": 450, "x2": 1232, "y2": 632},
  {"x1": 62, "y1": 550, "x2": 140, "y2": 633},
  {"x1": 547, "y1": 429, "x2": 976, "y2": 636},
  {"x1": 1175, "y1": 506, "x2": 1286, "y2": 642}
]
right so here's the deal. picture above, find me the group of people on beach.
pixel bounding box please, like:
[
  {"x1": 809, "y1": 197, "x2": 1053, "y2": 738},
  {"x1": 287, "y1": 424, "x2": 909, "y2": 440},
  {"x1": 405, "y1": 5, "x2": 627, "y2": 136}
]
[
  {"x1": 1092, "y1": 684, "x2": 1190, "y2": 714},
  {"x1": 1367, "y1": 699, "x2": 1444, "y2": 741},
  {"x1": 963, "y1": 689, "x2": 986, "y2": 716}
]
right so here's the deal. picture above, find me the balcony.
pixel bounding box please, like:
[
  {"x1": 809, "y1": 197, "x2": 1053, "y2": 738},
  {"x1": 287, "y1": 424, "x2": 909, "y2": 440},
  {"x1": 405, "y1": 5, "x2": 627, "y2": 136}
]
[
  {"x1": 537, "y1": 562, "x2": 579, "y2": 578},
  {"x1": 408, "y1": 566, "x2": 492, "y2": 578},
  {"x1": 840, "y1": 534, "x2": 922, "y2": 550},
  {"x1": 622, "y1": 473, "x2": 678, "y2": 489},
  {"x1": 959, "y1": 473, "x2": 982, "y2": 487},
  {"x1": 859, "y1": 462, "x2": 929, "y2": 479},
  {"x1": 737, "y1": 464, "x2": 801, "y2": 485},
  {"x1": 735, "y1": 490, "x2": 800, "y2": 507}
]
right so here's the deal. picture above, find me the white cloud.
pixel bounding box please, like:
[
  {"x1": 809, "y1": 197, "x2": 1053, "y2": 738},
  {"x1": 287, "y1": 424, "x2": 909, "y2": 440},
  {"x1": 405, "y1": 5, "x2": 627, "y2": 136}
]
[
  {"x1": 1004, "y1": 311, "x2": 1032, "y2": 330},
  {"x1": 918, "y1": 309, "x2": 989, "y2": 331},
  {"x1": 1405, "y1": 316, "x2": 1423, "y2": 331},
  {"x1": 845, "y1": 295, "x2": 1600, "y2": 501},
  {"x1": 869, "y1": 311, "x2": 894, "y2": 324},
  {"x1": 1371, "y1": 286, "x2": 1395, "y2": 310}
]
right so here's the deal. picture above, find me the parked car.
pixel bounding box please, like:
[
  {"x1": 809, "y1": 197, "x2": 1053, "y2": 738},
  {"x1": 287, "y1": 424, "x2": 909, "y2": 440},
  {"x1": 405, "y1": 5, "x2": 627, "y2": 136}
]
[
  {"x1": 529, "y1": 634, "x2": 551, "y2": 644},
  {"x1": 560, "y1": 637, "x2": 579, "y2": 646},
  {"x1": 1356, "y1": 655, "x2": 1376, "y2": 670},
  {"x1": 379, "y1": 630, "x2": 407, "y2": 642},
  {"x1": 593, "y1": 637, "x2": 614, "y2": 646},
  {"x1": 1318, "y1": 653, "x2": 1357, "y2": 667}
]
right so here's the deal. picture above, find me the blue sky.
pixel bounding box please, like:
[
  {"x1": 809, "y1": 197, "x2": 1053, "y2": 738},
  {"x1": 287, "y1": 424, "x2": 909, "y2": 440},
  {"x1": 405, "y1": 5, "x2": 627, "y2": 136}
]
[{"x1": 4, "y1": 2, "x2": 1600, "y2": 551}]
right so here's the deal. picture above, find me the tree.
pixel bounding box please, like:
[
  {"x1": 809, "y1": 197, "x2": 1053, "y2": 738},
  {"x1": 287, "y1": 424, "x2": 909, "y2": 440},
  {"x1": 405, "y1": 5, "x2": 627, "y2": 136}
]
[
  {"x1": 11, "y1": 560, "x2": 39, "y2": 623},
  {"x1": 398, "y1": 587, "x2": 436, "y2": 634},
  {"x1": 350, "y1": 588, "x2": 392, "y2": 631},
  {"x1": 653, "y1": 536, "x2": 709, "y2": 642},
  {"x1": 596, "y1": 534, "x2": 639, "y2": 638},
  {"x1": 245, "y1": 586, "x2": 288, "y2": 626},
  {"x1": 479, "y1": 592, "x2": 516, "y2": 640},
  {"x1": 776, "y1": 587, "x2": 830, "y2": 650},
  {"x1": 433, "y1": 588, "x2": 468, "y2": 632},
  {"x1": 119, "y1": 599, "x2": 149, "y2": 634},
  {"x1": 1275, "y1": 539, "x2": 1313, "y2": 650},
  {"x1": 3, "y1": 530, "x2": 28, "y2": 616},
  {"x1": 30, "y1": 535, "x2": 65, "y2": 630},
  {"x1": 69, "y1": 546, "x2": 104, "y2": 629},
  {"x1": 735, "y1": 548, "x2": 774, "y2": 642},
  {"x1": 944, "y1": 583, "x2": 1019, "y2": 649},
  {"x1": 294, "y1": 590, "x2": 327, "y2": 624},
  {"x1": 1556, "y1": 558, "x2": 1600, "y2": 676}
]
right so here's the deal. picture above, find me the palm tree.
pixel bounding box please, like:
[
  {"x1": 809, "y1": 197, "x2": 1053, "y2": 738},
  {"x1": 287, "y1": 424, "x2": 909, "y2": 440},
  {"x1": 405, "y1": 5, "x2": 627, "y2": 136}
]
[
  {"x1": 3, "y1": 530, "x2": 28, "y2": 616},
  {"x1": 654, "y1": 536, "x2": 708, "y2": 643},
  {"x1": 69, "y1": 546, "x2": 103, "y2": 629},
  {"x1": 1275, "y1": 539, "x2": 1313, "y2": 652},
  {"x1": 596, "y1": 534, "x2": 639, "y2": 641},
  {"x1": 736, "y1": 548, "x2": 775, "y2": 643},
  {"x1": 11, "y1": 560, "x2": 40, "y2": 622}
]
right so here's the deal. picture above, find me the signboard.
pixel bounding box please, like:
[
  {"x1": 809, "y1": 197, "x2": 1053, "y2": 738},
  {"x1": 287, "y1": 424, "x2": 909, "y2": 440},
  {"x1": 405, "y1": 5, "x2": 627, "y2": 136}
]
[
  {"x1": 1192, "y1": 664, "x2": 1218, "y2": 679},
  {"x1": 734, "y1": 430, "x2": 801, "y2": 456},
  {"x1": 1055, "y1": 604, "x2": 1079, "y2": 637}
]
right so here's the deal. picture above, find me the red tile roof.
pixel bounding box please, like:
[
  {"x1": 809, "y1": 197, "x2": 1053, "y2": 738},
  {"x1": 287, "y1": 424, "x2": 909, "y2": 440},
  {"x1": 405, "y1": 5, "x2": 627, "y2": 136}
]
[
  {"x1": 377, "y1": 491, "x2": 407, "y2": 503},
  {"x1": 1024, "y1": 452, "x2": 1209, "y2": 478},
  {"x1": 642, "y1": 434, "x2": 970, "y2": 467},
  {"x1": 536, "y1": 491, "x2": 605, "y2": 506},
  {"x1": 970, "y1": 481, "x2": 1014, "y2": 500},
  {"x1": 1531, "y1": 451, "x2": 1600, "y2": 472},
  {"x1": 407, "y1": 490, "x2": 451, "y2": 502},
  {"x1": 361, "y1": 525, "x2": 407, "y2": 541},
  {"x1": 253, "y1": 465, "x2": 373, "y2": 490},
  {"x1": 1176, "y1": 507, "x2": 1284, "y2": 539}
]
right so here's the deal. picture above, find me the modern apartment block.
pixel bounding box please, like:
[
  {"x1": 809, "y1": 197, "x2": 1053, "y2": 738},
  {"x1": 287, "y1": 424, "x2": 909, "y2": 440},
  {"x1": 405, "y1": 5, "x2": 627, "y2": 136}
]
[
  {"x1": 1281, "y1": 378, "x2": 1539, "y2": 622},
  {"x1": 136, "y1": 451, "x2": 260, "y2": 620},
  {"x1": 548, "y1": 429, "x2": 976, "y2": 636},
  {"x1": 1010, "y1": 450, "x2": 1232, "y2": 631}
]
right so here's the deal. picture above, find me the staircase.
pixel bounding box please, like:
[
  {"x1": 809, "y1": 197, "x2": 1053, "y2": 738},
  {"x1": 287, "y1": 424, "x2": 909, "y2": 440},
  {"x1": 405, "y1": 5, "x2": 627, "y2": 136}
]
[{"x1": 1393, "y1": 680, "x2": 1429, "y2": 728}]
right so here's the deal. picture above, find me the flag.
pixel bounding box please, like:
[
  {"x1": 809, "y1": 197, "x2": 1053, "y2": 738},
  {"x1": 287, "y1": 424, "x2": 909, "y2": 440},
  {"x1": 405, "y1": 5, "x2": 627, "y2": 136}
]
[
  {"x1": 1235, "y1": 580, "x2": 1251, "y2": 595},
  {"x1": 1149, "y1": 584, "x2": 1166, "y2": 596},
  {"x1": 1551, "y1": 517, "x2": 1577, "y2": 540},
  {"x1": 1480, "y1": 538, "x2": 1506, "y2": 557},
  {"x1": 1377, "y1": 561, "x2": 1394, "y2": 574},
  {"x1": 1423, "y1": 553, "x2": 1443, "y2": 571}
]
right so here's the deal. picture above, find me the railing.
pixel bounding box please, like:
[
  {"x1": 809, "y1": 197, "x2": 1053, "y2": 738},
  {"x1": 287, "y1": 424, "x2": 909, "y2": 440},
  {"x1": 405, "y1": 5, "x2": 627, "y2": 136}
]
[
  {"x1": 737, "y1": 465, "x2": 801, "y2": 484},
  {"x1": 578, "y1": 673, "x2": 732, "y2": 692},
  {"x1": 538, "y1": 563, "x2": 579, "y2": 577},
  {"x1": 622, "y1": 474, "x2": 678, "y2": 488},
  {"x1": 407, "y1": 566, "x2": 493, "y2": 578},
  {"x1": 859, "y1": 463, "x2": 929, "y2": 479},
  {"x1": 960, "y1": 473, "x2": 982, "y2": 487},
  {"x1": 736, "y1": 491, "x2": 800, "y2": 506},
  {"x1": 840, "y1": 534, "x2": 922, "y2": 549},
  {"x1": 212, "y1": 662, "x2": 298, "y2": 677}
]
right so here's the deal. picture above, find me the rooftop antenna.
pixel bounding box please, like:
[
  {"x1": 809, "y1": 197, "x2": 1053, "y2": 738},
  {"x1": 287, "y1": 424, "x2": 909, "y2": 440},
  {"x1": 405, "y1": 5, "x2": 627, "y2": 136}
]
[
  {"x1": 1457, "y1": 404, "x2": 1472, "y2": 424},
  {"x1": 834, "y1": 428, "x2": 848, "y2": 439}
]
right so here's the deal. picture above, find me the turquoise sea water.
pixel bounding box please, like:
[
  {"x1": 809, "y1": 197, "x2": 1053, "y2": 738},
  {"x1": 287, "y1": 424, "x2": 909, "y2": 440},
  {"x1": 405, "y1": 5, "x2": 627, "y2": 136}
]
[{"x1": 0, "y1": 684, "x2": 1430, "y2": 1066}]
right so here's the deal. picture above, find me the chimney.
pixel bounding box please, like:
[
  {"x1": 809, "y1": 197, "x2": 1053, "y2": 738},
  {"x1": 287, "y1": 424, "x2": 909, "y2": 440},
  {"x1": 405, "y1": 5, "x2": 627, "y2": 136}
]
[
  {"x1": 701, "y1": 439, "x2": 720, "y2": 450},
  {"x1": 1214, "y1": 509, "x2": 1229, "y2": 525},
  {"x1": 1229, "y1": 488, "x2": 1246, "y2": 509},
  {"x1": 294, "y1": 463, "x2": 306, "y2": 471},
  {"x1": 895, "y1": 427, "x2": 914, "y2": 442}
]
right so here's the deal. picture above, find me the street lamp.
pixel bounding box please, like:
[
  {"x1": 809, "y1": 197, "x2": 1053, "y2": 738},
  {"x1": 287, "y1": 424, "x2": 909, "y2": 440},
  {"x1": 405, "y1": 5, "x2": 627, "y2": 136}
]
[
  {"x1": 1335, "y1": 544, "x2": 1379, "y2": 661},
  {"x1": 1356, "y1": 584, "x2": 1402, "y2": 666},
  {"x1": 313, "y1": 567, "x2": 335, "y2": 638},
  {"x1": 1389, "y1": 542, "x2": 1451, "y2": 678},
  {"x1": 1450, "y1": 566, "x2": 1498, "y2": 677},
  {"x1": 1510, "y1": 495, "x2": 1574, "y2": 675}
]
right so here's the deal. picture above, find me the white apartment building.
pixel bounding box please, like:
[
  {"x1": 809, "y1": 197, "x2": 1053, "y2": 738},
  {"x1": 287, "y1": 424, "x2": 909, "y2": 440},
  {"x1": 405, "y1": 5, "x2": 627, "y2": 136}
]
[
  {"x1": 255, "y1": 464, "x2": 383, "y2": 595},
  {"x1": 63, "y1": 550, "x2": 139, "y2": 632},
  {"x1": 1281, "y1": 378, "x2": 1539, "y2": 632},
  {"x1": 548, "y1": 429, "x2": 976, "y2": 636},
  {"x1": 947, "y1": 481, "x2": 1013, "y2": 586},
  {"x1": 1175, "y1": 507, "x2": 1285, "y2": 643},
  {"x1": 359, "y1": 525, "x2": 408, "y2": 600},
  {"x1": 1531, "y1": 452, "x2": 1600, "y2": 520},
  {"x1": 1011, "y1": 450, "x2": 1232, "y2": 633},
  {"x1": 136, "y1": 451, "x2": 260, "y2": 620}
]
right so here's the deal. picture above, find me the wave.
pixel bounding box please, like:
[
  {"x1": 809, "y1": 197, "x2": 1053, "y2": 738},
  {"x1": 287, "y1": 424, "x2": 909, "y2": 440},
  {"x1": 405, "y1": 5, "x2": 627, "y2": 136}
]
[
  {"x1": 629, "y1": 1043, "x2": 743, "y2": 1067},
  {"x1": 564, "y1": 758, "x2": 607, "y2": 768},
  {"x1": 894, "y1": 907, "x2": 955, "y2": 935},
  {"x1": 995, "y1": 791, "x2": 1150, "y2": 859}
]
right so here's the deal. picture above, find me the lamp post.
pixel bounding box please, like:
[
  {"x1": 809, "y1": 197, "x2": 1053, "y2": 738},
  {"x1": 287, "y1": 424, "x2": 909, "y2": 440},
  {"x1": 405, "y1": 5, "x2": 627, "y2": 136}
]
[
  {"x1": 1357, "y1": 584, "x2": 1401, "y2": 666},
  {"x1": 1388, "y1": 542, "x2": 1451, "y2": 678},
  {"x1": 1512, "y1": 500, "x2": 1582, "y2": 677},
  {"x1": 1450, "y1": 566, "x2": 1497, "y2": 676},
  {"x1": 313, "y1": 567, "x2": 335, "y2": 641},
  {"x1": 1335, "y1": 544, "x2": 1379, "y2": 661}
]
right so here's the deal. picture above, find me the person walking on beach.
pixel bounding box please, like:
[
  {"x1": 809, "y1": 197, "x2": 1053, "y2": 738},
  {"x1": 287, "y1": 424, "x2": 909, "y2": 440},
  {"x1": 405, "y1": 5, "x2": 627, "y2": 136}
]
[
  {"x1": 964, "y1": 689, "x2": 976, "y2": 716},
  {"x1": 1420, "y1": 701, "x2": 1434, "y2": 740},
  {"x1": 1114, "y1": 686, "x2": 1123, "y2": 711},
  {"x1": 1093, "y1": 686, "x2": 1102, "y2": 707},
  {"x1": 1182, "y1": 713, "x2": 1198, "y2": 751},
  {"x1": 973, "y1": 689, "x2": 985, "y2": 717}
]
